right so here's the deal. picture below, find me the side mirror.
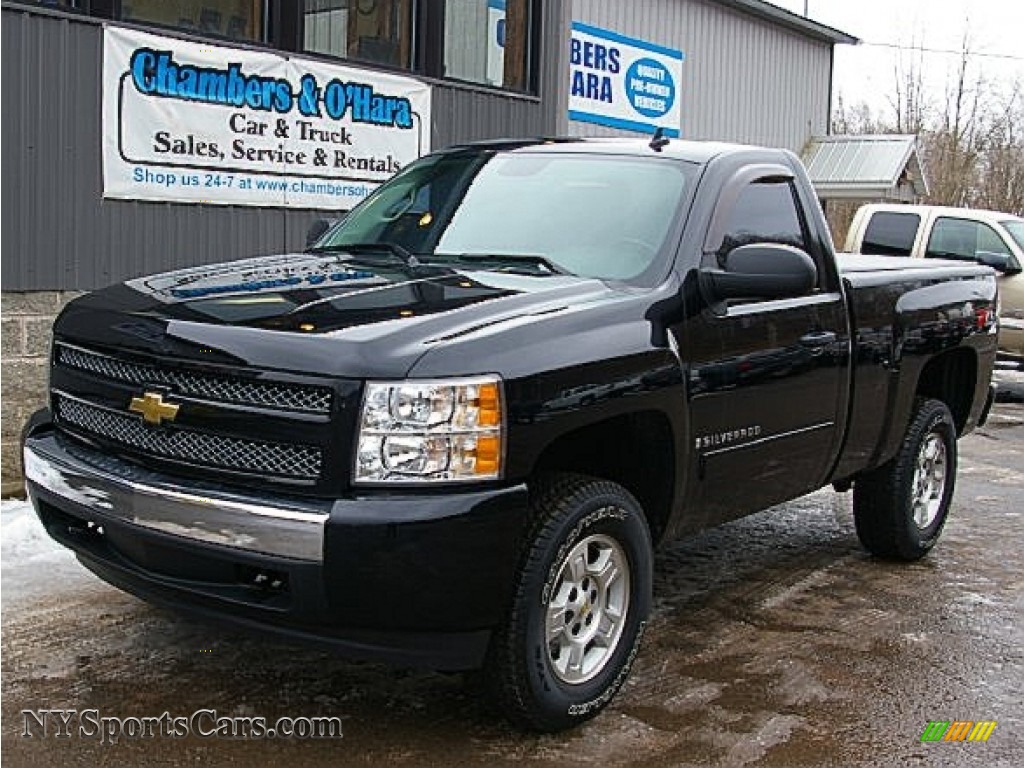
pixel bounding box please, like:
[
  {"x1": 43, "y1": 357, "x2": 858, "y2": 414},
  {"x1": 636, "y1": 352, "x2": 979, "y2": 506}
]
[
  {"x1": 976, "y1": 251, "x2": 1022, "y2": 275},
  {"x1": 306, "y1": 217, "x2": 339, "y2": 248},
  {"x1": 702, "y1": 244, "x2": 818, "y2": 301}
]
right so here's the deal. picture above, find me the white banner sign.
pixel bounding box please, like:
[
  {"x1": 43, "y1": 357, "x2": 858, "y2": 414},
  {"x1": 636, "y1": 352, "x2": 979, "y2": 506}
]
[
  {"x1": 102, "y1": 27, "x2": 431, "y2": 209},
  {"x1": 569, "y1": 22, "x2": 684, "y2": 137}
]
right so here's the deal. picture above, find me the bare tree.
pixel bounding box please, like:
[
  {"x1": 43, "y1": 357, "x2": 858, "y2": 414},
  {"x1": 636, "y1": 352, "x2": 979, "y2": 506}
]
[
  {"x1": 830, "y1": 24, "x2": 1023, "y2": 218},
  {"x1": 923, "y1": 28, "x2": 986, "y2": 207},
  {"x1": 974, "y1": 85, "x2": 1024, "y2": 215},
  {"x1": 890, "y1": 32, "x2": 929, "y2": 134},
  {"x1": 833, "y1": 93, "x2": 890, "y2": 134}
]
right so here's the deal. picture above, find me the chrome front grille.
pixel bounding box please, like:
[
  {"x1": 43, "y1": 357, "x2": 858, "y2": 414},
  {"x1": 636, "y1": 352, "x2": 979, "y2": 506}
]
[
  {"x1": 55, "y1": 394, "x2": 323, "y2": 480},
  {"x1": 56, "y1": 344, "x2": 332, "y2": 413}
]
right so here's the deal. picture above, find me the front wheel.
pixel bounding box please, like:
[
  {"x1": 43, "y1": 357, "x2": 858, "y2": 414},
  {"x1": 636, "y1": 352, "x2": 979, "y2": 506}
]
[
  {"x1": 486, "y1": 474, "x2": 652, "y2": 732},
  {"x1": 853, "y1": 398, "x2": 957, "y2": 560}
]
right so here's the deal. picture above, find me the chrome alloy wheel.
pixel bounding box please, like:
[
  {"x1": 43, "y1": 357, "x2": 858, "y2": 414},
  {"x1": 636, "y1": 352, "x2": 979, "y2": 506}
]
[
  {"x1": 913, "y1": 432, "x2": 948, "y2": 529},
  {"x1": 545, "y1": 532, "x2": 631, "y2": 685}
]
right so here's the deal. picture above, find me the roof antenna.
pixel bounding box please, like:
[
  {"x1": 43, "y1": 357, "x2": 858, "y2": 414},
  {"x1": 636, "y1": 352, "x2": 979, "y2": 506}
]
[{"x1": 649, "y1": 127, "x2": 670, "y2": 152}]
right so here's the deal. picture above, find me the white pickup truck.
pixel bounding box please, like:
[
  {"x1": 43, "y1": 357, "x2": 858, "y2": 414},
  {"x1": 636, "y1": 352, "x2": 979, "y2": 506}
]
[{"x1": 845, "y1": 204, "x2": 1024, "y2": 363}]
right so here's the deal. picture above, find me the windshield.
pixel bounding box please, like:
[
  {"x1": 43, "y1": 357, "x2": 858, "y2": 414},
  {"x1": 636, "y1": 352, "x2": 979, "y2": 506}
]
[
  {"x1": 316, "y1": 151, "x2": 694, "y2": 280},
  {"x1": 1002, "y1": 219, "x2": 1024, "y2": 251}
]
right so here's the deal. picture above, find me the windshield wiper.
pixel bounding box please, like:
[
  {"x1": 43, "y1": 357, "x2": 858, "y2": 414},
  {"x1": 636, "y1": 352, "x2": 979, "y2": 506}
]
[
  {"x1": 306, "y1": 242, "x2": 421, "y2": 270},
  {"x1": 440, "y1": 253, "x2": 571, "y2": 276}
]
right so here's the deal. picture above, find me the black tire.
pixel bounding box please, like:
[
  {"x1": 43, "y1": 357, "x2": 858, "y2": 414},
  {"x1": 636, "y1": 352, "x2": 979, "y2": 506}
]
[
  {"x1": 853, "y1": 398, "x2": 957, "y2": 560},
  {"x1": 485, "y1": 473, "x2": 652, "y2": 732}
]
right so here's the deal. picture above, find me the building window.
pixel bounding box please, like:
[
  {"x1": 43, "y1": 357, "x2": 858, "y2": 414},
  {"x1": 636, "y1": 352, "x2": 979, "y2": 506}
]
[
  {"x1": 28, "y1": 0, "x2": 89, "y2": 9},
  {"x1": 304, "y1": 0, "x2": 414, "y2": 70},
  {"x1": 443, "y1": 0, "x2": 529, "y2": 90},
  {"x1": 27, "y1": 0, "x2": 538, "y2": 93},
  {"x1": 121, "y1": 1, "x2": 264, "y2": 41}
]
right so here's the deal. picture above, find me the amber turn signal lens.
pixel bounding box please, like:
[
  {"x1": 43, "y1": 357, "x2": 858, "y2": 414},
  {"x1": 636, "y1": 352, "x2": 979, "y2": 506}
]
[
  {"x1": 477, "y1": 382, "x2": 501, "y2": 427},
  {"x1": 474, "y1": 435, "x2": 501, "y2": 475}
]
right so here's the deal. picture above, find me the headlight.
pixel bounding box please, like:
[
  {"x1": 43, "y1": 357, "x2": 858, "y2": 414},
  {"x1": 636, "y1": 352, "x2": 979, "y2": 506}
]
[{"x1": 355, "y1": 376, "x2": 503, "y2": 484}]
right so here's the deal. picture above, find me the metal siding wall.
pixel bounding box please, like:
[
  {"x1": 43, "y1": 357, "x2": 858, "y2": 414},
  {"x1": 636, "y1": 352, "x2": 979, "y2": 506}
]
[
  {"x1": 565, "y1": 0, "x2": 831, "y2": 151},
  {"x1": 432, "y1": 85, "x2": 546, "y2": 145},
  {"x1": 1, "y1": 8, "x2": 300, "y2": 291},
  {"x1": 1, "y1": 2, "x2": 564, "y2": 291}
]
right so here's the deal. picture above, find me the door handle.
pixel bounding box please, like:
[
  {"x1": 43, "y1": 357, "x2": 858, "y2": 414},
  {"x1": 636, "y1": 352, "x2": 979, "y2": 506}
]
[{"x1": 799, "y1": 331, "x2": 837, "y2": 348}]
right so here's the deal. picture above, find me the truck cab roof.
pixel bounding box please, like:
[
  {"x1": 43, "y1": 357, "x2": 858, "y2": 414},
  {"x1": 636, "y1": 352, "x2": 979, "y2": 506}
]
[
  {"x1": 853, "y1": 202, "x2": 1022, "y2": 225},
  {"x1": 439, "y1": 137, "x2": 769, "y2": 166}
]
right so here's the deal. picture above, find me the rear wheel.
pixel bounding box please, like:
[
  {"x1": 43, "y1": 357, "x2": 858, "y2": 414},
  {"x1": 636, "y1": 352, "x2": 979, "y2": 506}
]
[
  {"x1": 486, "y1": 474, "x2": 652, "y2": 732},
  {"x1": 853, "y1": 398, "x2": 957, "y2": 560}
]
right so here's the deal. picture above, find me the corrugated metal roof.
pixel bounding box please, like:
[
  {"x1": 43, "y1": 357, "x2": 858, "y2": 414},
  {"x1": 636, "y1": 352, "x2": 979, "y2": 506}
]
[{"x1": 803, "y1": 135, "x2": 929, "y2": 200}]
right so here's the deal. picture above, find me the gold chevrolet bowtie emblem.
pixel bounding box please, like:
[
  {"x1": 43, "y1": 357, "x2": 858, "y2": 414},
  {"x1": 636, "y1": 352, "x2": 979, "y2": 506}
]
[{"x1": 129, "y1": 392, "x2": 179, "y2": 426}]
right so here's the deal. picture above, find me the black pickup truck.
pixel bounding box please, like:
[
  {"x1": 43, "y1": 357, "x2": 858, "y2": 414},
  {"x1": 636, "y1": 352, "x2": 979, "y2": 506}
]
[{"x1": 23, "y1": 138, "x2": 998, "y2": 731}]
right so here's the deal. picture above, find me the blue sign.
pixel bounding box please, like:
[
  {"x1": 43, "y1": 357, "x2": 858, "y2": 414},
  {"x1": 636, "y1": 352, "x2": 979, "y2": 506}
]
[{"x1": 568, "y1": 22, "x2": 684, "y2": 136}]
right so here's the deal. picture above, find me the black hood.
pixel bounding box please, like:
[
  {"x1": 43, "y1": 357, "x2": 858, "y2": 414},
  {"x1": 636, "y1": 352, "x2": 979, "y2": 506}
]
[{"x1": 56, "y1": 253, "x2": 615, "y2": 379}]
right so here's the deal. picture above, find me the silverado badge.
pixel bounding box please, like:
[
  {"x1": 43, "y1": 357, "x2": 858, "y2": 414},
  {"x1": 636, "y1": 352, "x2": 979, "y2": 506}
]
[{"x1": 129, "y1": 392, "x2": 179, "y2": 426}]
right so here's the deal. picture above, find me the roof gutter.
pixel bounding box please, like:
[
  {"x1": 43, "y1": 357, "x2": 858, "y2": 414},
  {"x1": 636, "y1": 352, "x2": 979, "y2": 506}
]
[{"x1": 715, "y1": 0, "x2": 860, "y2": 45}]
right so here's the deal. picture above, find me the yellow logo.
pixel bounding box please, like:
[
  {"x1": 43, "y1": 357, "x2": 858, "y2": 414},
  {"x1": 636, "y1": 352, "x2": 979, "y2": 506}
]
[{"x1": 129, "y1": 392, "x2": 180, "y2": 426}]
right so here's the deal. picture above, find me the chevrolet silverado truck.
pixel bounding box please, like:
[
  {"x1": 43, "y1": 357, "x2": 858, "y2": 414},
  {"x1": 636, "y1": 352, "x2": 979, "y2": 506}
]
[
  {"x1": 23, "y1": 138, "x2": 998, "y2": 732},
  {"x1": 845, "y1": 203, "x2": 1024, "y2": 363}
]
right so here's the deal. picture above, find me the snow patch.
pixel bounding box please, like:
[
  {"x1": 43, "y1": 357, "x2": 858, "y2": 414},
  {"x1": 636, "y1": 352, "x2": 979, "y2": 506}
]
[
  {"x1": 1, "y1": 500, "x2": 75, "y2": 566},
  {"x1": 2, "y1": 499, "x2": 91, "y2": 607}
]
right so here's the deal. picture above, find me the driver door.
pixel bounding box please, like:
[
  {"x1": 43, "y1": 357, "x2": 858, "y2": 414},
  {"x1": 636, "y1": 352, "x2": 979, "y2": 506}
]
[{"x1": 676, "y1": 168, "x2": 849, "y2": 524}]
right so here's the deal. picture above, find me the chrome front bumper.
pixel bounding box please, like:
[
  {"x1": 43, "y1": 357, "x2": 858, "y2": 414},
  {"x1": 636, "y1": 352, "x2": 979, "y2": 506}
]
[{"x1": 23, "y1": 432, "x2": 330, "y2": 562}]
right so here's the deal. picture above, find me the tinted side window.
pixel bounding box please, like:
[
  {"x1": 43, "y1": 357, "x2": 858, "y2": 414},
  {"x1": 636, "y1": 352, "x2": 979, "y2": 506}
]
[
  {"x1": 862, "y1": 212, "x2": 920, "y2": 256},
  {"x1": 926, "y1": 217, "x2": 1011, "y2": 260},
  {"x1": 710, "y1": 179, "x2": 821, "y2": 295},
  {"x1": 976, "y1": 223, "x2": 1012, "y2": 256},
  {"x1": 717, "y1": 180, "x2": 809, "y2": 258}
]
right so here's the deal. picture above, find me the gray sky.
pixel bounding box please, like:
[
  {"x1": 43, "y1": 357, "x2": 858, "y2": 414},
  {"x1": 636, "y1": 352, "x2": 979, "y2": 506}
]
[{"x1": 769, "y1": 0, "x2": 1024, "y2": 120}]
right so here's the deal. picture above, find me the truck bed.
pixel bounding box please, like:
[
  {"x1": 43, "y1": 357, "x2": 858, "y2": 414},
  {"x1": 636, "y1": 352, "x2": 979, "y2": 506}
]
[
  {"x1": 836, "y1": 252, "x2": 985, "y2": 275},
  {"x1": 831, "y1": 252, "x2": 997, "y2": 481}
]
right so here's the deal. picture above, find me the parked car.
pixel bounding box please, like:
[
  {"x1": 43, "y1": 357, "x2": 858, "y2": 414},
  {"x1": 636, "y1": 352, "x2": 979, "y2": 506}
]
[
  {"x1": 845, "y1": 203, "x2": 1024, "y2": 364},
  {"x1": 24, "y1": 139, "x2": 998, "y2": 732}
]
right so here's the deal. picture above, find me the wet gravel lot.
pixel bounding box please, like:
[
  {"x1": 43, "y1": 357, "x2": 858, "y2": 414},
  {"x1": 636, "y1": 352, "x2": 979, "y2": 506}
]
[{"x1": 3, "y1": 366, "x2": 1022, "y2": 767}]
